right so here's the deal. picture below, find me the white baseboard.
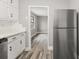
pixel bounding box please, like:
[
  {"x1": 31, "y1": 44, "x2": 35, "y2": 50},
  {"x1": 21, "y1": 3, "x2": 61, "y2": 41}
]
[
  {"x1": 32, "y1": 32, "x2": 48, "y2": 38},
  {"x1": 48, "y1": 46, "x2": 53, "y2": 51},
  {"x1": 37, "y1": 32, "x2": 48, "y2": 34},
  {"x1": 24, "y1": 47, "x2": 32, "y2": 51}
]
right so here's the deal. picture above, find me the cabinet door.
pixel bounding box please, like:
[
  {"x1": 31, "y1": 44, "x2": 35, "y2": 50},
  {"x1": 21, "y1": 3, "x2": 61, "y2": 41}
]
[
  {"x1": 19, "y1": 38, "x2": 25, "y2": 52},
  {"x1": 19, "y1": 33, "x2": 25, "y2": 51},
  {"x1": 8, "y1": 0, "x2": 18, "y2": 7},
  {"x1": 3, "y1": 0, "x2": 18, "y2": 21},
  {"x1": 8, "y1": 42, "x2": 16, "y2": 59},
  {"x1": 8, "y1": 39, "x2": 20, "y2": 59},
  {"x1": 0, "y1": 2, "x2": 9, "y2": 20},
  {"x1": 14, "y1": 39, "x2": 21, "y2": 57},
  {"x1": 8, "y1": 33, "x2": 25, "y2": 59},
  {"x1": 9, "y1": 6, "x2": 18, "y2": 21},
  {"x1": 14, "y1": 38, "x2": 25, "y2": 57},
  {"x1": 0, "y1": 0, "x2": 18, "y2": 21}
]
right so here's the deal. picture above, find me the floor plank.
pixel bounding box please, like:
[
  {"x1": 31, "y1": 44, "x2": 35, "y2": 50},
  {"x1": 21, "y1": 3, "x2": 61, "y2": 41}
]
[{"x1": 17, "y1": 34, "x2": 53, "y2": 59}]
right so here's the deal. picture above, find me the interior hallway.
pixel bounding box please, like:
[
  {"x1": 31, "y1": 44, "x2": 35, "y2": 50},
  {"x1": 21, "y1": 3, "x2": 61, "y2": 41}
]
[{"x1": 17, "y1": 34, "x2": 53, "y2": 59}]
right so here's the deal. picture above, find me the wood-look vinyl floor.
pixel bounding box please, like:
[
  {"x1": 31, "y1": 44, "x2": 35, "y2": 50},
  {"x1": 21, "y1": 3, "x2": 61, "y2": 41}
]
[{"x1": 17, "y1": 34, "x2": 53, "y2": 59}]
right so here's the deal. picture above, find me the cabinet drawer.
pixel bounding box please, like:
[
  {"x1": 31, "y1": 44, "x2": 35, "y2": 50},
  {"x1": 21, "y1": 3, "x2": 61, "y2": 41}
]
[
  {"x1": 16, "y1": 32, "x2": 25, "y2": 39},
  {"x1": 19, "y1": 33, "x2": 25, "y2": 37},
  {"x1": 8, "y1": 36, "x2": 17, "y2": 43},
  {"x1": 8, "y1": 32, "x2": 25, "y2": 43}
]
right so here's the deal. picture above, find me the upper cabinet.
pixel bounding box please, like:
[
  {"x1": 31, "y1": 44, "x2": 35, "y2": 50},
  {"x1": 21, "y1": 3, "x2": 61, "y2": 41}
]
[
  {"x1": 10, "y1": 0, "x2": 18, "y2": 7},
  {"x1": 2, "y1": 0, "x2": 18, "y2": 7},
  {"x1": 0, "y1": 0, "x2": 18, "y2": 21},
  {"x1": 9, "y1": 5, "x2": 18, "y2": 21},
  {"x1": 0, "y1": 1, "x2": 9, "y2": 20}
]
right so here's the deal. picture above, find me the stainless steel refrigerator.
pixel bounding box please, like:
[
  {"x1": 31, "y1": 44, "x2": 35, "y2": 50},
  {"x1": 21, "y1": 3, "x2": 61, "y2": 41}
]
[
  {"x1": 78, "y1": 12, "x2": 79, "y2": 59},
  {"x1": 53, "y1": 9, "x2": 77, "y2": 59}
]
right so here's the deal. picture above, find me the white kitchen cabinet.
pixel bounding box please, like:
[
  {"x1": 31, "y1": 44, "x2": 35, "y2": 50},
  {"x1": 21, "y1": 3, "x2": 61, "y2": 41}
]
[
  {"x1": 8, "y1": 32, "x2": 25, "y2": 59},
  {"x1": 9, "y1": 6, "x2": 18, "y2": 21},
  {"x1": 2, "y1": 0, "x2": 18, "y2": 7},
  {"x1": 8, "y1": 40, "x2": 16, "y2": 59},
  {"x1": 19, "y1": 35, "x2": 25, "y2": 53},
  {"x1": 0, "y1": 2, "x2": 9, "y2": 20},
  {"x1": 8, "y1": 0, "x2": 18, "y2": 21},
  {"x1": 9, "y1": 0, "x2": 18, "y2": 21},
  {"x1": 16, "y1": 33, "x2": 25, "y2": 55},
  {"x1": 0, "y1": 0, "x2": 18, "y2": 21}
]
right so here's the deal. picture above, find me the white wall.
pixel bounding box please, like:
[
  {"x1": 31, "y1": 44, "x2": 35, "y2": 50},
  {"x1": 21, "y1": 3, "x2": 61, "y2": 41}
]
[
  {"x1": 19, "y1": 0, "x2": 70, "y2": 47},
  {"x1": 70, "y1": 0, "x2": 79, "y2": 11},
  {"x1": 37, "y1": 16, "x2": 48, "y2": 33},
  {"x1": 19, "y1": 0, "x2": 29, "y2": 48}
]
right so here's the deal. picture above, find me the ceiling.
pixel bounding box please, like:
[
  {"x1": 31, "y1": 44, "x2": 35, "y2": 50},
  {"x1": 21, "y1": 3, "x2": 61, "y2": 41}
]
[{"x1": 31, "y1": 7, "x2": 48, "y2": 16}]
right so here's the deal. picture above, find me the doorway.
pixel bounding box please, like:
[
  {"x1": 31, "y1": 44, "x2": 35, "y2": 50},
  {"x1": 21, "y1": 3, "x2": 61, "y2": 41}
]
[{"x1": 28, "y1": 6, "x2": 49, "y2": 49}]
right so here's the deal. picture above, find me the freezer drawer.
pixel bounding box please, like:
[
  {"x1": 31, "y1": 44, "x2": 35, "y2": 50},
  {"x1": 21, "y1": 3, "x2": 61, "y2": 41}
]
[
  {"x1": 54, "y1": 10, "x2": 77, "y2": 28},
  {"x1": 53, "y1": 29, "x2": 77, "y2": 59}
]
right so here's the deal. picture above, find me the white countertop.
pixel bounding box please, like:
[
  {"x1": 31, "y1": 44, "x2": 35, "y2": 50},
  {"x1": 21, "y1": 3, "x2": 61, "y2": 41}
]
[
  {"x1": 0, "y1": 23, "x2": 26, "y2": 38},
  {"x1": 0, "y1": 30, "x2": 26, "y2": 38}
]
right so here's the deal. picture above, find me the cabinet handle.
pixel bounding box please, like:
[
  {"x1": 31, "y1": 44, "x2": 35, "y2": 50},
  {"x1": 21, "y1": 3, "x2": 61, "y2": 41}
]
[
  {"x1": 20, "y1": 40, "x2": 22, "y2": 44},
  {"x1": 10, "y1": 13, "x2": 13, "y2": 18},
  {"x1": 12, "y1": 37, "x2": 16, "y2": 39},
  {"x1": 9, "y1": 46, "x2": 12, "y2": 51}
]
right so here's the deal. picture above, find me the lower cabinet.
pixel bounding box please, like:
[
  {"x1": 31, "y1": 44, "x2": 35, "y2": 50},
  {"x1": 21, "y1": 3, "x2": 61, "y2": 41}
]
[
  {"x1": 8, "y1": 32, "x2": 25, "y2": 59},
  {"x1": 8, "y1": 40, "x2": 16, "y2": 59}
]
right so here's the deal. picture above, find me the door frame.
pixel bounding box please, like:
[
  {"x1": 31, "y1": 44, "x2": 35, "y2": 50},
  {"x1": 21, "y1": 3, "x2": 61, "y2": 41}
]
[{"x1": 28, "y1": 5, "x2": 49, "y2": 49}]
